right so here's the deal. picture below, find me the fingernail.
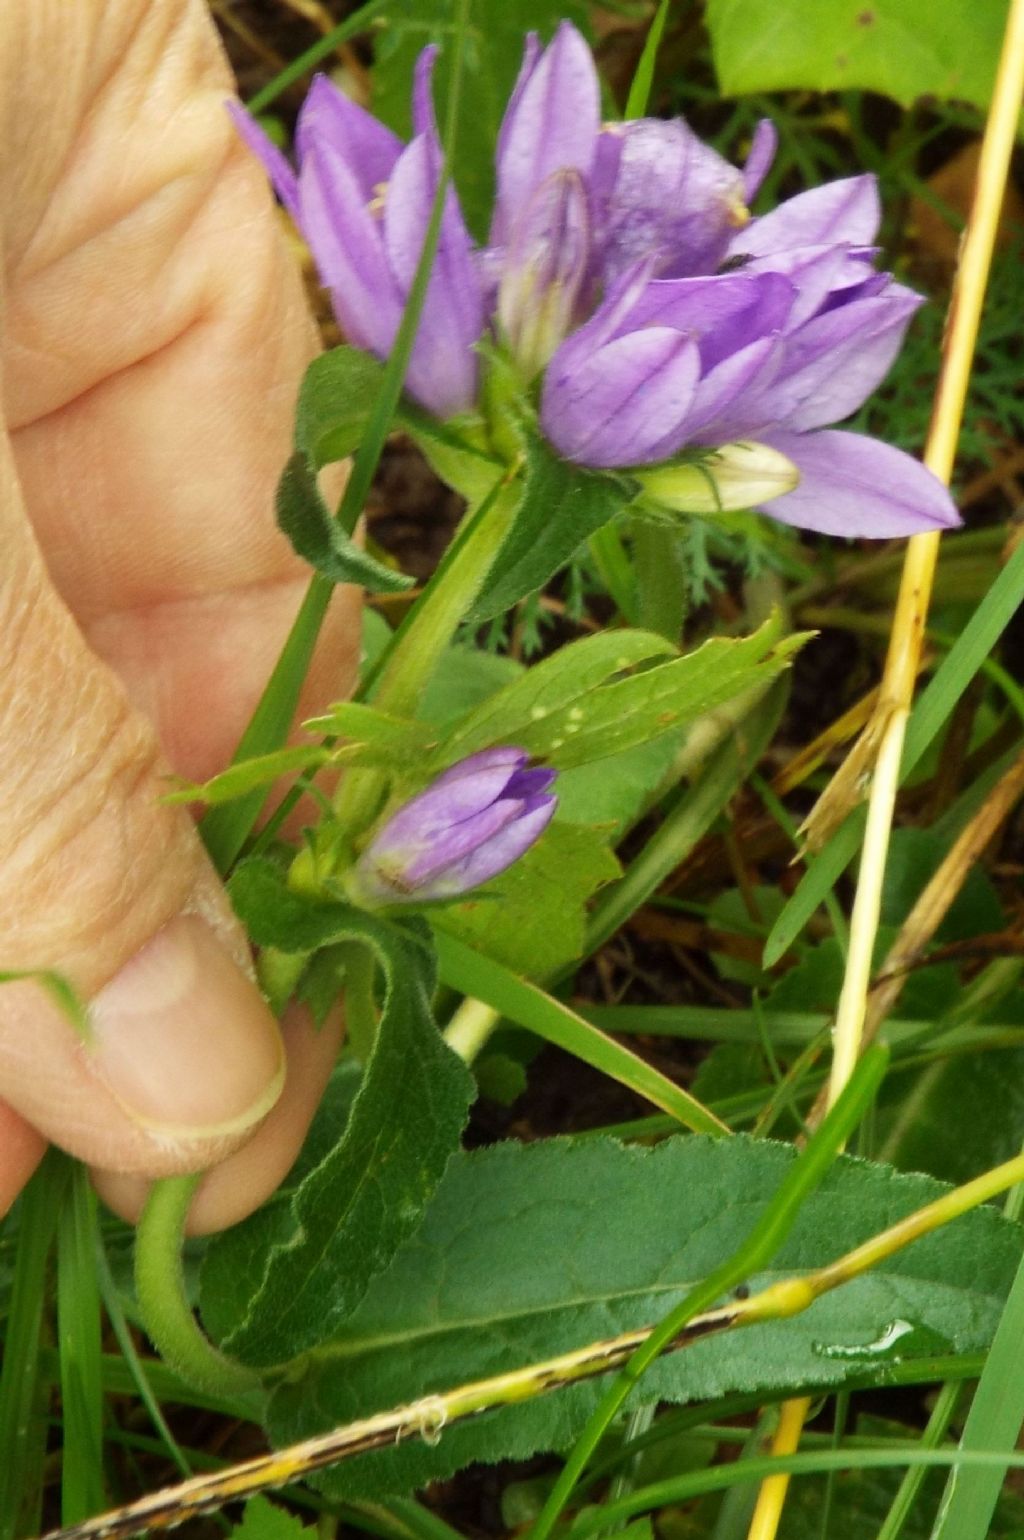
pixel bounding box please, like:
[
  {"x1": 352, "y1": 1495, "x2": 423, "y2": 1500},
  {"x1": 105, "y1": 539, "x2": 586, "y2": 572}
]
[{"x1": 89, "y1": 915, "x2": 285, "y2": 1138}]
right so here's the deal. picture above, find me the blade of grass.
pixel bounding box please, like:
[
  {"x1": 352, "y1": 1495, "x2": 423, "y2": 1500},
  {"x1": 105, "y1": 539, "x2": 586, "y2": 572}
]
[
  {"x1": 245, "y1": 0, "x2": 390, "y2": 114},
  {"x1": 0, "y1": 1152, "x2": 69, "y2": 1540},
  {"x1": 874, "y1": 1381, "x2": 962, "y2": 1540},
  {"x1": 765, "y1": 532, "x2": 1024, "y2": 966},
  {"x1": 200, "y1": 0, "x2": 472, "y2": 875},
  {"x1": 94, "y1": 1233, "x2": 196, "y2": 1486},
  {"x1": 928, "y1": 1242, "x2": 1024, "y2": 1540},
  {"x1": 434, "y1": 932, "x2": 728, "y2": 1135},
  {"x1": 624, "y1": 0, "x2": 672, "y2": 118},
  {"x1": 56, "y1": 1165, "x2": 105, "y2": 1525}
]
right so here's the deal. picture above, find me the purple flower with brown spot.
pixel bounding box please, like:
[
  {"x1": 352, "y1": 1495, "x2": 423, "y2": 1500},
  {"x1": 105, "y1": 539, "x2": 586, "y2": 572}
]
[{"x1": 351, "y1": 749, "x2": 557, "y2": 906}]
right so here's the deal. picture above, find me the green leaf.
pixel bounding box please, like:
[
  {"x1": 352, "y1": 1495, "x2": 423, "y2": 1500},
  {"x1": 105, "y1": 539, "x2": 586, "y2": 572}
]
[
  {"x1": 875, "y1": 1049, "x2": 1024, "y2": 1188},
  {"x1": 264, "y1": 1135, "x2": 1023, "y2": 1499},
  {"x1": 229, "y1": 1496, "x2": 316, "y2": 1540},
  {"x1": 554, "y1": 736, "x2": 682, "y2": 834},
  {"x1": 302, "y1": 702, "x2": 439, "y2": 757},
  {"x1": 295, "y1": 346, "x2": 385, "y2": 467},
  {"x1": 771, "y1": 1450, "x2": 1024, "y2": 1539},
  {"x1": 167, "y1": 745, "x2": 334, "y2": 808},
  {"x1": 418, "y1": 646, "x2": 524, "y2": 727},
  {"x1": 199, "y1": 860, "x2": 473, "y2": 1367},
  {"x1": 509, "y1": 618, "x2": 801, "y2": 770},
  {"x1": 433, "y1": 629, "x2": 675, "y2": 767},
  {"x1": 468, "y1": 434, "x2": 630, "y2": 624},
  {"x1": 277, "y1": 452, "x2": 413, "y2": 594},
  {"x1": 881, "y1": 827, "x2": 1004, "y2": 943},
  {"x1": 706, "y1": 0, "x2": 1004, "y2": 111},
  {"x1": 371, "y1": 1, "x2": 591, "y2": 241},
  {"x1": 401, "y1": 409, "x2": 506, "y2": 504},
  {"x1": 431, "y1": 820, "x2": 619, "y2": 976}
]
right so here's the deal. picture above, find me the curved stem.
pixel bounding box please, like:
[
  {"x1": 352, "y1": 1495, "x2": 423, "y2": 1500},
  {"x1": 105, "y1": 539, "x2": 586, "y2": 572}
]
[{"x1": 135, "y1": 1175, "x2": 264, "y2": 1409}]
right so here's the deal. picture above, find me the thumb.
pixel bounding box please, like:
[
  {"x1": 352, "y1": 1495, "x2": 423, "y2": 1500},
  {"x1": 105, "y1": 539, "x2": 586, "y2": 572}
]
[{"x1": 0, "y1": 440, "x2": 284, "y2": 1178}]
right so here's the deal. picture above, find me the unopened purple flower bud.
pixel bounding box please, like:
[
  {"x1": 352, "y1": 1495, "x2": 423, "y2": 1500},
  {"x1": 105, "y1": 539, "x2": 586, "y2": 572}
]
[
  {"x1": 497, "y1": 170, "x2": 590, "y2": 377},
  {"x1": 352, "y1": 748, "x2": 557, "y2": 906}
]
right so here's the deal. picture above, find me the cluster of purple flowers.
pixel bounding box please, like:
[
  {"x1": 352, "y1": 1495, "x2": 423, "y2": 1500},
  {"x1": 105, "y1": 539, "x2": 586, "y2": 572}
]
[{"x1": 231, "y1": 21, "x2": 958, "y2": 539}]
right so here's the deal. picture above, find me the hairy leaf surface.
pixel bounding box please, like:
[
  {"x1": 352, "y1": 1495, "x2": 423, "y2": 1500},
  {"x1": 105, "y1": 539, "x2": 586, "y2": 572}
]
[
  {"x1": 264, "y1": 1136, "x2": 1022, "y2": 1498},
  {"x1": 199, "y1": 861, "x2": 473, "y2": 1366}
]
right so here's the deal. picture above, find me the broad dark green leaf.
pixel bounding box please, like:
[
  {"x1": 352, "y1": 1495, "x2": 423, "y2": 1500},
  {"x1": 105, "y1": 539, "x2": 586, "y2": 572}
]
[
  {"x1": 265, "y1": 1136, "x2": 1022, "y2": 1498},
  {"x1": 707, "y1": 0, "x2": 1005, "y2": 111},
  {"x1": 199, "y1": 860, "x2": 473, "y2": 1366},
  {"x1": 371, "y1": 1, "x2": 591, "y2": 241},
  {"x1": 431, "y1": 821, "x2": 619, "y2": 975},
  {"x1": 468, "y1": 434, "x2": 630, "y2": 624},
  {"x1": 277, "y1": 452, "x2": 413, "y2": 594}
]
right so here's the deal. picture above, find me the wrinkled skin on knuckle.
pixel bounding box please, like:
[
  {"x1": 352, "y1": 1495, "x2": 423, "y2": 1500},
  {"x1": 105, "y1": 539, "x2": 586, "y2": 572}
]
[{"x1": 0, "y1": 549, "x2": 205, "y2": 991}]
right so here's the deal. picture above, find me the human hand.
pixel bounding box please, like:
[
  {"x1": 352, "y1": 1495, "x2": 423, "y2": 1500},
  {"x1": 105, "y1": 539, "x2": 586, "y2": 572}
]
[{"x1": 0, "y1": 0, "x2": 358, "y2": 1232}]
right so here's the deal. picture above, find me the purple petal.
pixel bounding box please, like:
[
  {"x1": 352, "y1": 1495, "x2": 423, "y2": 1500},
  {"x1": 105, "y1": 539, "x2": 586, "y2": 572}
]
[
  {"x1": 498, "y1": 169, "x2": 591, "y2": 374},
  {"x1": 505, "y1": 765, "x2": 558, "y2": 798},
  {"x1": 596, "y1": 119, "x2": 747, "y2": 282},
  {"x1": 777, "y1": 287, "x2": 924, "y2": 431},
  {"x1": 298, "y1": 146, "x2": 402, "y2": 357},
  {"x1": 384, "y1": 133, "x2": 483, "y2": 416},
  {"x1": 411, "y1": 44, "x2": 441, "y2": 137},
  {"x1": 226, "y1": 101, "x2": 300, "y2": 221},
  {"x1": 758, "y1": 430, "x2": 962, "y2": 537},
  {"x1": 436, "y1": 795, "x2": 557, "y2": 895},
  {"x1": 740, "y1": 243, "x2": 876, "y2": 329},
  {"x1": 732, "y1": 175, "x2": 881, "y2": 259},
  {"x1": 294, "y1": 75, "x2": 402, "y2": 197},
  {"x1": 686, "y1": 335, "x2": 785, "y2": 440},
  {"x1": 743, "y1": 119, "x2": 777, "y2": 202},
  {"x1": 495, "y1": 33, "x2": 542, "y2": 175},
  {"x1": 616, "y1": 271, "x2": 794, "y2": 369},
  {"x1": 405, "y1": 798, "x2": 525, "y2": 886},
  {"x1": 371, "y1": 762, "x2": 523, "y2": 862},
  {"x1": 491, "y1": 21, "x2": 600, "y2": 247},
  {"x1": 549, "y1": 257, "x2": 658, "y2": 363},
  {"x1": 542, "y1": 329, "x2": 701, "y2": 467},
  {"x1": 432, "y1": 748, "x2": 528, "y2": 786}
]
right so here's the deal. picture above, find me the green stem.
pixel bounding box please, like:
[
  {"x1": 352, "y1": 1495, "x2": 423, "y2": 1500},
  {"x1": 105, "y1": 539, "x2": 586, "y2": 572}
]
[
  {"x1": 134, "y1": 1175, "x2": 264, "y2": 1408},
  {"x1": 332, "y1": 475, "x2": 518, "y2": 840},
  {"x1": 370, "y1": 477, "x2": 517, "y2": 718}
]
